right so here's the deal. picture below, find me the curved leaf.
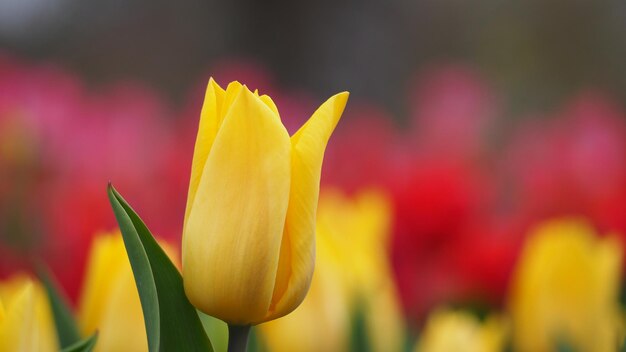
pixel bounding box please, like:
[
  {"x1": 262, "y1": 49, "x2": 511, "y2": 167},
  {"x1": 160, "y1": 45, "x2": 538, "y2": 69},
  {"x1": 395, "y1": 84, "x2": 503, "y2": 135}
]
[
  {"x1": 38, "y1": 266, "x2": 81, "y2": 348},
  {"x1": 60, "y1": 333, "x2": 98, "y2": 352},
  {"x1": 107, "y1": 184, "x2": 213, "y2": 352}
]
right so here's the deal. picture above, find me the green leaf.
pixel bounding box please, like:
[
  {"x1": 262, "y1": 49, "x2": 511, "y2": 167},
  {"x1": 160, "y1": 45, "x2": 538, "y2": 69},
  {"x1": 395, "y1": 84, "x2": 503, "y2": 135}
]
[
  {"x1": 349, "y1": 302, "x2": 371, "y2": 352},
  {"x1": 38, "y1": 266, "x2": 81, "y2": 348},
  {"x1": 107, "y1": 184, "x2": 213, "y2": 352},
  {"x1": 198, "y1": 312, "x2": 228, "y2": 352},
  {"x1": 60, "y1": 333, "x2": 98, "y2": 352},
  {"x1": 247, "y1": 326, "x2": 268, "y2": 352},
  {"x1": 556, "y1": 339, "x2": 576, "y2": 352}
]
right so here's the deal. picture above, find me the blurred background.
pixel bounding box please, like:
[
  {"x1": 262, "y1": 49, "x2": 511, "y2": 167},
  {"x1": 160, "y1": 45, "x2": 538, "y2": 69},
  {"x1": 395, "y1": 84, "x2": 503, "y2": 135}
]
[
  {"x1": 2, "y1": 0, "x2": 626, "y2": 351},
  {"x1": 3, "y1": 0, "x2": 626, "y2": 116}
]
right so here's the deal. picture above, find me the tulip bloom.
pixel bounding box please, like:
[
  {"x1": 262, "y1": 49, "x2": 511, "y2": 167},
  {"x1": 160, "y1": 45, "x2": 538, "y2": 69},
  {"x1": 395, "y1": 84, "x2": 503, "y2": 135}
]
[
  {"x1": 509, "y1": 219, "x2": 623, "y2": 352},
  {"x1": 78, "y1": 232, "x2": 148, "y2": 352},
  {"x1": 182, "y1": 79, "x2": 348, "y2": 325},
  {"x1": 0, "y1": 275, "x2": 57, "y2": 351},
  {"x1": 416, "y1": 308, "x2": 507, "y2": 352}
]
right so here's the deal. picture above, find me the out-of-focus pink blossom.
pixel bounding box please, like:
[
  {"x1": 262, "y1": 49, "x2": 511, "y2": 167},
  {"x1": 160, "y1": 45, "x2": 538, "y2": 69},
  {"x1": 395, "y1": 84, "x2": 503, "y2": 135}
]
[
  {"x1": 323, "y1": 103, "x2": 399, "y2": 192},
  {"x1": 502, "y1": 92, "x2": 626, "y2": 237},
  {"x1": 407, "y1": 65, "x2": 499, "y2": 163},
  {"x1": 0, "y1": 54, "x2": 182, "y2": 299}
]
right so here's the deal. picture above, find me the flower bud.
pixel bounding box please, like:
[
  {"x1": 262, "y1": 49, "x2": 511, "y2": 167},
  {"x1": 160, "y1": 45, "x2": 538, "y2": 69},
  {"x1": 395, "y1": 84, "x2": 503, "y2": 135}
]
[{"x1": 182, "y1": 79, "x2": 348, "y2": 325}]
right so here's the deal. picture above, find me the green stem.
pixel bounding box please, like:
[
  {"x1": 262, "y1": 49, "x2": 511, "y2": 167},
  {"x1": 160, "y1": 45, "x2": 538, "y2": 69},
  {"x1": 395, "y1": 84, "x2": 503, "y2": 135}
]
[{"x1": 227, "y1": 324, "x2": 251, "y2": 352}]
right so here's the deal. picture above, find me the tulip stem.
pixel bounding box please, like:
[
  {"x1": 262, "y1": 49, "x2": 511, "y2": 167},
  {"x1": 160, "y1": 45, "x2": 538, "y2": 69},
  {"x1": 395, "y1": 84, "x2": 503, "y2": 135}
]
[{"x1": 227, "y1": 324, "x2": 251, "y2": 352}]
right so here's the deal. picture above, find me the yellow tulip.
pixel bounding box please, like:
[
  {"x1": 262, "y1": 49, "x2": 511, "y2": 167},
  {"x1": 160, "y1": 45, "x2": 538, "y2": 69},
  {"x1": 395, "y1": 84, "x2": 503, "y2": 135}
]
[
  {"x1": 317, "y1": 189, "x2": 406, "y2": 352},
  {"x1": 78, "y1": 231, "x2": 149, "y2": 352},
  {"x1": 416, "y1": 308, "x2": 507, "y2": 352},
  {"x1": 509, "y1": 218, "x2": 623, "y2": 352},
  {"x1": 182, "y1": 79, "x2": 348, "y2": 325},
  {"x1": 259, "y1": 189, "x2": 405, "y2": 352},
  {"x1": 0, "y1": 274, "x2": 57, "y2": 352}
]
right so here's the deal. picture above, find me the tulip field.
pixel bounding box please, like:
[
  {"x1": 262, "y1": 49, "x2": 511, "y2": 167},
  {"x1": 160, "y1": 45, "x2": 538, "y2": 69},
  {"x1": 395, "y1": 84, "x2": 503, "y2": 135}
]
[{"x1": 1, "y1": 50, "x2": 626, "y2": 352}]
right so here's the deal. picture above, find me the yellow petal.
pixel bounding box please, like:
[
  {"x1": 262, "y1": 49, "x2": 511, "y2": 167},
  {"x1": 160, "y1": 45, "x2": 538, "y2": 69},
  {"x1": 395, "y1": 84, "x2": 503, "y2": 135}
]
[
  {"x1": 0, "y1": 299, "x2": 4, "y2": 322},
  {"x1": 96, "y1": 270, "x2": 147, "y2": 352},
  {"x1": 509, "y1": 218, "x2": 623, "y2": 352},
  {"x1": 417, "y1": 309, "x2": 508, "y2": 352},
  {"x1": 78, "y1": 234, "x2": 128, "y2": 334},
  {"x1": 259, "y1": 94, "x2": 280, "y2": 116},
  {"x1": 258, "y1": 243, "x2": 350, "y2": 352},
  {"x1": 183, "y1": 86, "x2": 291, "y2": 325},
  {"x1": 184, "y1": 79, "x2": 227, "y2": 227},
  {"x1": 78, "y1": 232, "x2": 148, "y2": 352},
  {"x1": 185, "y1": 80, "x2": 247, "y2": 228},
  {"x1": 0, "y1": 283, "x2": 34, "y2": 351},
  {"x1": 264, "y1": 92, "x2": 348, "y2": 321},
  {"x1": 0, "y1": 276, "x2": 57, "y2": 352},
  {"x1": 220, "y1": 81, "x2": 245, "y2": 117}
]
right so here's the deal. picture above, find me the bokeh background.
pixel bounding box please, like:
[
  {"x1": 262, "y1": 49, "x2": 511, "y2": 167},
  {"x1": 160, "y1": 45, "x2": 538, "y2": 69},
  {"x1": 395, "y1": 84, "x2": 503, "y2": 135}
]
[{"x1": 2, "y1": 0, "x2": 626, "y2": 351}]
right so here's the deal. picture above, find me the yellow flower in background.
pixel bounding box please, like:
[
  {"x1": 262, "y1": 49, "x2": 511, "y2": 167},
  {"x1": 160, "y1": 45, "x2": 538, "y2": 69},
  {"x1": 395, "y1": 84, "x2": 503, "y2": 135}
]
[
  {"x1": 258, "y1": 243, "x2": 351, "y2": 352},
  {"x1": 182, "y1": 79, "x2": 348, "y2": 325},
  {"x1": 78, "y1": 232, "x2": 148, "y2": 352},
  {"x1": 0, "y1": 275, "x2": 57, "y2": 352},
  {"x1": 317, "y1": 189, "x2": 406, "y2": 352},
  {"x1": 259, "y1": 189, "x2": 405, "y2": 352},
  {"x1": 416, "y1": 308, "x2": 507, "y2": 352},
  {"x1": 509, "y1": 218, "x2": 623, "y2": 352}
]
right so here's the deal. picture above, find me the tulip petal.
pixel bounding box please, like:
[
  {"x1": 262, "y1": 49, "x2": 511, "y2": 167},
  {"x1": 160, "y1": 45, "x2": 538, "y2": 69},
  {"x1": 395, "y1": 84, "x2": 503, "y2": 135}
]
[
  {"x1": 0, "y1": 283, "x2": 35, "y2": 351},
  {"x1": 184, "y1": 81, "x2": 247, "y2": 228},
  {"x1": 184, "y1": 87, "x2": 291, "y2": 325},
  {"x1": 78, "y1": 232, "x2": 149, "y2": 352},
  {"x1": 220, "y1": 81, "x2": 245, "y2": 117},
  {"x1": 259, "y1": 95, "x2": 280, "y2": 116},
  {"x1": 184, "y1": 79, "x2": 227, "y2": 227},
  {"x1": 264, "y1": 92, "x2": 348, "y2": 321},
  {"x1": 78, "y1": 234, "x2": 128, "y2": 335}
]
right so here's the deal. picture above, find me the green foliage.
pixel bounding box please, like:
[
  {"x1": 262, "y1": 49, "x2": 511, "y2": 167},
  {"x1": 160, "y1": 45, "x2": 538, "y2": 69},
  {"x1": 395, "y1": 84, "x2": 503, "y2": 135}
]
[
  {"x1": 108, "y1": 184, "x2": 213, "y2": 352},
  {"x1": 350, "y1": 302, "x2": 371, "y2": 352},
  {"x1": 38, "y1": 267, "x2": 82, "y2": 349},
  {"x1": 60, "y1": 334, "x2": 98, "y2": 352},
  {"x1": 556, "y1": 339, "x2": 576, "y2": 352},
  {"x1": 247, "y1": 326, "x2": 268, "y2": 352},
  {"x1": 198, "y1": 312, "x2": 228, "y2": 352}
]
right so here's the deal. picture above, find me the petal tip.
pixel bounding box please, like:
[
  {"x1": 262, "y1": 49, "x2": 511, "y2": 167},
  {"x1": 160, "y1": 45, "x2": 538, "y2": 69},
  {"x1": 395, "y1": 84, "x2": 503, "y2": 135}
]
[
  {"x1": 240, "y1": 84, "x2": 258, "y2": 101},
  {"x1": 207, "y1": 77, "x2": 224, "y2": 90},
  {"x1": 333, "y1": 91, "x2": 350, "y2": 106},
  {"x1": 329, "y1": 92, "x2": 349, "y2": 118}
]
